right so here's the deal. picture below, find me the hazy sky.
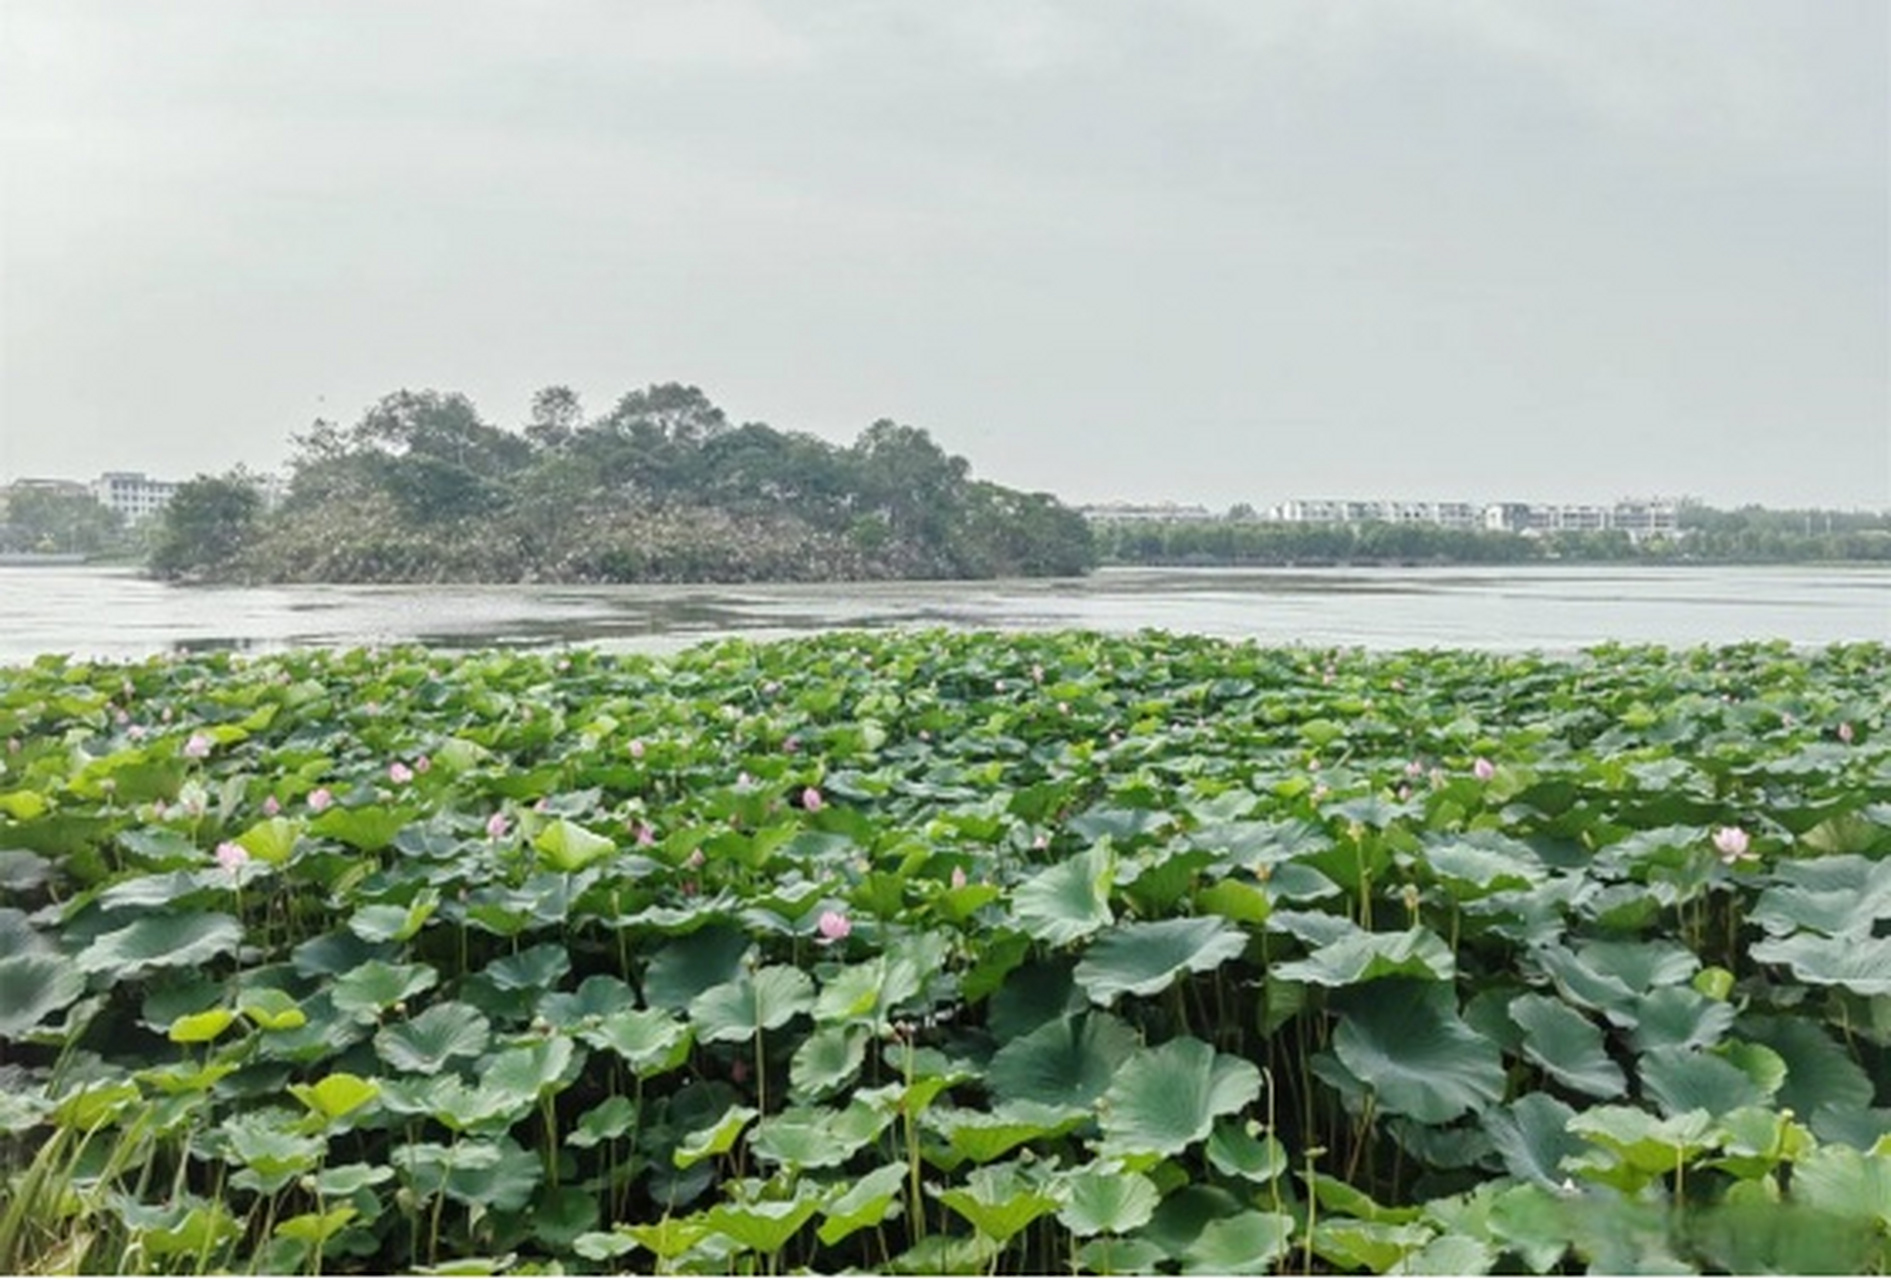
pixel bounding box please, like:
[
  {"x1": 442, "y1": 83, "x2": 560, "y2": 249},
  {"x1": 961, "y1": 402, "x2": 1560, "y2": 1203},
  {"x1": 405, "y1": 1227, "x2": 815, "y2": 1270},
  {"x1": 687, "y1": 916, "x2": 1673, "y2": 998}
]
[{"x1": 3, "y1": 1, "x2": 1886, "y2": 509}]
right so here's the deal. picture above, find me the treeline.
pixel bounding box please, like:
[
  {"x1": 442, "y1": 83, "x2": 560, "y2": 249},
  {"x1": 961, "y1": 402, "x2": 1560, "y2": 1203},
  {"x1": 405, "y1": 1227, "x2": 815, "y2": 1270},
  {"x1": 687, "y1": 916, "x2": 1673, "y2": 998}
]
[
  {"x1": 151, "y1": 385, "x2": 1095, "y2": 583},
  {"x1": 1096, "y1": 509, "x2": 1891, "y2": 567}
]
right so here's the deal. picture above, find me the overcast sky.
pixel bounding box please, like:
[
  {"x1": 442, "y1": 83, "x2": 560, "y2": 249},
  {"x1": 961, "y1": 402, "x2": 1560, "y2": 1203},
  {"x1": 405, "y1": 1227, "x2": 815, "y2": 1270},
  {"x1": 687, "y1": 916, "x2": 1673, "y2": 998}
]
[{"x1": 2, "y1": 1, "x2": 1886, "y2": 509}]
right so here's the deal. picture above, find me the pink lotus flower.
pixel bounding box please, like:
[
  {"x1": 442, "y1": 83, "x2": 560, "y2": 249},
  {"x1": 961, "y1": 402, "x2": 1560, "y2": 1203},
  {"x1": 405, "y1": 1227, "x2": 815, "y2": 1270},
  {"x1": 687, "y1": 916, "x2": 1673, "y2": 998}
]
[
  {"x1": 950, "y1": 866, "x2": 968, "y2": 890},
  {"x1": 183, "y1": 732, "x2": 213, "y2": 759},
  {"x1": 486, "y1": 812, "x2": 510, "y2": 840},
  {"x1": 114, "y1": 709, "x2": 129, "y2": 726},
  {"x1": 1713, "y1": 826, "x2": 1752, "y2": 862},
  {"x1": 636, "y1": 823, "x2": 655, "y2": 846},
  {"x1": 214, "y1": 841, "x2": 249, "y2": 874},
  {"x1": 784, "y1": 736, "x2": 800, "y2": 753},
  {"x1": 817, "y1": 910, "x2": 852, "y2": 942},
  {"x1": 1406, "y1": 759, "x2": 1426, "y2": 778},
  {"x1": 414, "y1": 755, "x2": 431, "y2": 774},
  {"x1": 629, "y1": 738, "x2": 645, "y2": 759},
  {"x1": 388, "y1": 761, "x2": 413, "y2": 785},
  {"x1": 307, "y1": 787, "x2": 333, "y2": 813},
  {"x1": 1473, "y1": 757, "x2": 1496, "y2": 782},
  {"x1": 802, "y1": 786, "x2": 824, "y2": 813},
  {"x1": 686, "y1": 848, "x2": 704, "y2": 869},
  {"x1": 262, "y1": 795, "x2": 281, "y2": 817},
  {"x1": 535, "y1": 797, "x2": 550, "y2": 812},
  {"x1": 128, "y1": 725, "x2": 146, "y2": 741},
  {"x1": 1839, "y1": 722, "x2": 1855, "y2": 744}
]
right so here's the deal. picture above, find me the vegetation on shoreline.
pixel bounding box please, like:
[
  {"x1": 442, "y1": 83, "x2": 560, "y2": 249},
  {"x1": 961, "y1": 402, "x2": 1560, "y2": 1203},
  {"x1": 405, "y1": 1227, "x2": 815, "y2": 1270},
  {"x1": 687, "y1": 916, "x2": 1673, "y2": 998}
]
[
  {"x1": 1094, "y1": 505, "x2": 1891, "y2": 568},
  {"x1": 2, "y1": 633, "x2": 1887, "y2": 1274},
  {"x1": 149, "y1": 385, "x2": 1095, "y2": 584}
]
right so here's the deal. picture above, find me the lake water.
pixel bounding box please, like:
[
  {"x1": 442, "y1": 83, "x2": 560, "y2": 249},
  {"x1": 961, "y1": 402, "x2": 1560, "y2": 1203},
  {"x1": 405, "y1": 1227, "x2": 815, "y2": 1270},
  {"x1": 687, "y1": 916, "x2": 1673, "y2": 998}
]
[{"x1": 0, "y1": 564, "x2": 1885, "y2": 664}]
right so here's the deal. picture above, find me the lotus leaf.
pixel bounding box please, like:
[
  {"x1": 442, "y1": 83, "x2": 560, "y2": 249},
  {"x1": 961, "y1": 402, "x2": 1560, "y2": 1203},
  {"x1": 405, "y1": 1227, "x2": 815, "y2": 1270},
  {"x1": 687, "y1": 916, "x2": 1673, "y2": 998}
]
[
  {"x1": 1098, "y1": 1035, "x2": 1262, "y2": 1158},
  {"x1": 1074, "y1": 916, "x2": 1249, "y2": 1005}
]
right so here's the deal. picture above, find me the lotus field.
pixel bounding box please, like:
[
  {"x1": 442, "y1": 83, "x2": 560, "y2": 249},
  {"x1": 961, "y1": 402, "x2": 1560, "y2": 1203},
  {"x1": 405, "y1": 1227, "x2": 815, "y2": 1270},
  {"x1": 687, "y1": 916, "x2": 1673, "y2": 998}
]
[{"x1": 2, "y1": 632, "x2": 1889, "y2": 1275}]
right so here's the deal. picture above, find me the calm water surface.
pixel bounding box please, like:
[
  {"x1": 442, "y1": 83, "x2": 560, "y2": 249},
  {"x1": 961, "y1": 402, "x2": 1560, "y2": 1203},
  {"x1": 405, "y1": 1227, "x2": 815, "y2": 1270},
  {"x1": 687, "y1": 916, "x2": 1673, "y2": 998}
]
[{"x1": 0, "y1": 564, "x2": 1885, "y2": 664}]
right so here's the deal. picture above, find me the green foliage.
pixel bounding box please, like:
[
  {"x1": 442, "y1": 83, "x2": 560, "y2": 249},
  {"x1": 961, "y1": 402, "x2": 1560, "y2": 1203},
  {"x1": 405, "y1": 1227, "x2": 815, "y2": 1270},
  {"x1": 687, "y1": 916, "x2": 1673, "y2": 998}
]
[
  {"x1": 1, "y1": 633, "x2": 1888, "y2": 1273},
  {"x1": 176, "y1": 383, "x2": 1095, "y2": 582}
]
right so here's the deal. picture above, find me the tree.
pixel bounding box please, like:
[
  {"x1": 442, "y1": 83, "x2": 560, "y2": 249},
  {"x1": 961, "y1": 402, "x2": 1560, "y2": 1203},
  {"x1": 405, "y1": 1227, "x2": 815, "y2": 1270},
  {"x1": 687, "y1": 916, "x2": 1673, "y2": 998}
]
[
  {"x1": 525, "y1": 385, "x2": 585, "y2": 452},
  {"x1": 0, "y1": 486, "x2": 122, "y2": 555},
  {"x1": 149, "y1": 475, "x2": 262, "y2": 579}
]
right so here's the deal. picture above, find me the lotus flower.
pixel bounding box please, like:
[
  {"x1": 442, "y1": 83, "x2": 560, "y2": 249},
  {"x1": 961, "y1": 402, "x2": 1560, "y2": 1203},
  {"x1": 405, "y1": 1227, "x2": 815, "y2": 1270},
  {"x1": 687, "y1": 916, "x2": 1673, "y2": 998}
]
[
  {"x1": 486, "y1": 812, "x2": 509, "y2": 840},
  {"x1": 950, "y1": 866, "x2": 968, "y2": 890},
  {"x1": 817, "y1": 910, "x2": 852, "y2": 942},
  {"x1": 1713, "y1": 825, "x2": 1752, "y2": 862},
  {"x1": 215, "y1": 841, "x2": 250, "y2": 874},
  {"x1": 629, "y1": 738, "x2": 645, "y2": 759},
  {"x1": 388, "y1": 761, "x2": 413, "y2": 784},
  {"x1": 1473, "y1": 757, "x2": 1496, "y2": 781},
  {"x1": 1839, "y1": 722, "x2": 1855, "y2": 744},
  {"x1": 183, "y1": 732, "x2": 213, "y2": 759},
  {"x1": 307, "y1": 787, "x2": 334, "y2": 813},
  {"x1": 262, "y1": 795, "x2": 281, "y2": 817},
  {"x1": 802, "y1": 786, "x2": 824, "y2": 813}
]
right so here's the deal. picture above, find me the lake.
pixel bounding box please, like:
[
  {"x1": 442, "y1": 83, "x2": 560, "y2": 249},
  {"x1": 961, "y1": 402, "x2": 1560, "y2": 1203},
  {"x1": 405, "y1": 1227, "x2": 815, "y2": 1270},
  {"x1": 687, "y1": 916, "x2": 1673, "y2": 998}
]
[{"x1": 1, "y1": 564, "x2": 1885, "y2": 664}]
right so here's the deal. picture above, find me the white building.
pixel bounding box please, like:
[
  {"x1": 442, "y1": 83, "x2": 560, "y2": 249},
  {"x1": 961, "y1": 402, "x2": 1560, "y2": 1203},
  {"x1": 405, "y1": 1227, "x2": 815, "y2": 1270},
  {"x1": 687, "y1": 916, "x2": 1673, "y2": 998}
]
[
  {"x1": 1274, "y1": 496, "x2": 1681, "y2": 541},
  {"x1": 92, "y1": 472, "x2": 179, "y2": 525}
]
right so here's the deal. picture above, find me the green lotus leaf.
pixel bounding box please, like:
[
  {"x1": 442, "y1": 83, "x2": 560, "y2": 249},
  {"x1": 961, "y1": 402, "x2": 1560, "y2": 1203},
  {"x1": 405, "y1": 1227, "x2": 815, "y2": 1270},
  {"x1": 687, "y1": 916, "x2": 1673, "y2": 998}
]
[
  {"x1": 813, "y1": 952, "x2": 923, "y2": 1026},
  {"x1": 644, "y1": 926, "x2": 750, "y2": 1010},
  {"x1": 310, "y1": 1163, "x2": 392, "y2": 1197},
  {"x1": 620, "y1": 1217, "x2": 709, "y2": 1261},
  {"x1": 76, "y1": 911, "x2": 242, "y2": 978},
  {"x1": 1205, "y1": 1119, "x2": 1289, "y2": 1184},
  {"x1": 581, "y1": 1006, "x2": 691, "y2": 1075},
  {"x1": 1312, "y1": 1219, "x2": 1434, "y2": 1273},
  {"x1": 349, "y1": 889, "x2": 439, "y2": 944},
  {"x1": 1421, "y1": 835, "x2": 1545, "y2": 895},
  {"x1": 1638, "y1": 1045, "x2": 1774, "y2": 1118},
  {"x1": 534, "y1": 818, "x2": 616, "y2": 872},
  {"x1": 789, "y1": 1023, "x2": 868, "y2": 1101},
  {"x1": 1791, "y1": 1144, "x2": 1891, "y2": 1228},
  {"x1": 168, "y1": 1007, "x2": 236, "y2": 1043},
  {"x1": 1751, "y1": 854, "x2": 1891, "y2": 937},
  {"x1": 374, "y1": 1002, "x2": 491, "y2": 1074},
  {"x1": 310, "y1": 805, "x2": 416, "y2": 853},
  {"x1": 331, "y1": 960, "x2": 439, "y2": 1021},
  {"x1": 748, "y1": 1105, "x2": 865, "y2": 1170},
  {"x1": 1076, "y1": 1236, "x2": 1169, "y2": 1275},
  {"x1": 987, "y1": 1011, "x2": 1140, "y2": 1108},
  {"x1": 1565, "y1": 1104, "x2": 1719, "y2": 1184},
  {"x1": 1508, "y1": 994, "x2": 1626, "y2": 1097},
  {"x1": 1629, "y1": 985, "x2": 1735, "y2": 1052},
  {"x1": 1179, "y1": 1209, "x2": 1295, "y2": 1274},
  {"x1": 673, "y1": 1103, "x2": 758, "y2": 1167},
  {"x1": 1273, "y1": 925, "x2": 1455, "y2": 987},
  {"x1": 935, "y1": 1163, "x2": 1060, "y2": 1243},
  {"x1": 395, "y1": 1136, "x2": 542, "y2": 1212},
  {"x1": 1330, "y1": 980, "x2": 1504, "y2": 1124},
  {"x1": 1013, "y1": 842, "x2": 1115, "y2": 946},
  {"x1": 1389, "y1": 1232, "x2": 1496, "y2": 1276},
  {"x1": 1056, "y1": 1167, "x2": 1160, "y2": 1237},
  {"x1": 0, "y1": 952, "x2": 85, "y2": 1038},
  {"x1": 1739, "y1": 1013, "x2": 1875, "y2": 1118},
  {"x1": 1484, "y1": 1092, "x2": 1582, "y2": 1189},
  {"x1": 479, "y1": 942, "x2": 570, "y2": 991},
  {"x1": 688, "y1": 965, "x2": 814, "y2": 1044},
  {"x1": 1196, "y1": 877, "x2": 1273, "y2": 924},
  {"x1": 817, "y1": 1162, "x2": 906, "y2": 1246},
  {"x1": 538, "y1": 974, "x2": 635, "y2": 1028},
  {"x1": 1098, "y1": 1035, "x2": 1262, "y2": 1159},
  {"x1": 928, "y1": 1100, "x2": 1087, "y2": 1167},
  {"x1": 1748, "y1": 933, "x2": 1891, "y2": 995},
  {"x1": 483, "y1": 1035, "x2": 579, "y2": 1102},
  {"x1": 238, "y1": 987, "x2": 306, "y2": 1031},
  {"x1": 234, "y1": 816, "x2": 303, "y2": 866},
  {"x1": 567, "y1": 1095, "x2": 637, "y2": 1149},
  {"x1": 1074, "y1": 916, "x2": 1248, "y2": 1006},
  {"x1": 290, "y1": 1071, "x2": 380, "y2": 1123},
  {"x1": 275, "y1": 1206, "x2": 356, "y2": 1246},
  {"x1": 98, "y1": 870, "x2": 215, "y2": 912}
]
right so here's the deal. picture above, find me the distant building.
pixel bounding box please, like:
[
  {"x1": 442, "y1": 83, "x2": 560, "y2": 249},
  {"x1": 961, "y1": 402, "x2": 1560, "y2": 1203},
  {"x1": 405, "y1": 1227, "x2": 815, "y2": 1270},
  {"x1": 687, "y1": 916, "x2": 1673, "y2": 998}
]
[
  {"x1": 92, "y1": 471, "x2": 179, "y2": 525},
  {"x1": 1273, "y1": 496, "x2": 1681, "y2": 542}
]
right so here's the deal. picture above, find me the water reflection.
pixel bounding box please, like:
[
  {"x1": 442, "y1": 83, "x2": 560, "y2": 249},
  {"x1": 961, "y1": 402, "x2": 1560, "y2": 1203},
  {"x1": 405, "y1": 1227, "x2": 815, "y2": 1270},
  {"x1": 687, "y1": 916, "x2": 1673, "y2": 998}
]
[{"x1": 0, "y1": 564, "x2": 1884, "y2": 664}]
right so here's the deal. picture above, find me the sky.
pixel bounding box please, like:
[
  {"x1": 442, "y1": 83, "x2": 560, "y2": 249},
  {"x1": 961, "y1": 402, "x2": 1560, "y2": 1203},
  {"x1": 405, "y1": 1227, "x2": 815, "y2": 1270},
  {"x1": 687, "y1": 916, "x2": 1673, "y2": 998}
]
[{"x1": 2, "y1": 1, "x2": 1886, "y2": 510}]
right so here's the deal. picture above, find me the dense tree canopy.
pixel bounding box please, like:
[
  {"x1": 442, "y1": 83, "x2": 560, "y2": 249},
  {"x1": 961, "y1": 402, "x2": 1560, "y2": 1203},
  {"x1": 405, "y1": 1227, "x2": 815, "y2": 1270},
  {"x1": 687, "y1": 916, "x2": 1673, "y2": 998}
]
[
  {"x1": 0, "y1": 486, "x2": 123, "y2": 555},
  {"x1": 161, "y1": 384, "x2": 1095, "y2": 583}
]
